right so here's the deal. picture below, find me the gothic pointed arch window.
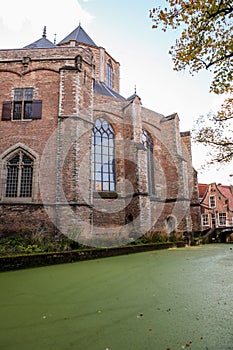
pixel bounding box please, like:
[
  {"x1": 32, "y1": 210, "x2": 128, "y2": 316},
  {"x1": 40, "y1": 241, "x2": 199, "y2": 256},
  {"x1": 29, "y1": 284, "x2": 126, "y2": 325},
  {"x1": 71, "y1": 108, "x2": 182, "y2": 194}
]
[
  {"x1": 5, "y1": 150, "x2": 34, "y2": 198},
  {"x1": 92, "y1": 118, "x2": 115, "y2": 192},
  {"x1": 106, "y1": 60, "x2": 113, "y2": 89},
  {"x1": 142, "y1": 130, "x2": 155, "y2": 195}
]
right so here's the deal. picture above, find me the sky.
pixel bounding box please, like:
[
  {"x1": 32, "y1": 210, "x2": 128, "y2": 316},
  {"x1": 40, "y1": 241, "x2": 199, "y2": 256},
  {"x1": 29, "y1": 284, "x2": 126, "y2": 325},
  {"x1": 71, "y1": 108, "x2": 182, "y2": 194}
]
[{"x1": 0, "y1": 0, "x2": 232, "y2": 185}]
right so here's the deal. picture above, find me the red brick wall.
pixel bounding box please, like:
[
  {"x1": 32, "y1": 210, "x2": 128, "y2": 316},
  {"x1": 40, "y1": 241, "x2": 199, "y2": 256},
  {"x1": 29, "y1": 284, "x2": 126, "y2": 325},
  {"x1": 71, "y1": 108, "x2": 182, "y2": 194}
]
[{"x1": 0, "y1": 44, "x2": 201, "y2": 241}]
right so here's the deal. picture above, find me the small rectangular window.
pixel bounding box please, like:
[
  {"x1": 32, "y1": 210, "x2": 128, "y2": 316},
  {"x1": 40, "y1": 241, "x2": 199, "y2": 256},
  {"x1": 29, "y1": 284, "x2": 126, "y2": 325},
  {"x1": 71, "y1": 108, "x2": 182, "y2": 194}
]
[
  {"x1": 14, "y1": 88, "x2": 23, "y2": 101},
  {"x1": 13, "y1": 87, "x2": 33, "y2": 120},
  {"x1": 24, "y1": 87, "x2": 33, "y2": 100},
  {"x1": 209, "y1": 195, "x2": 216, "y2": 208},
  {"x1": 1, "y1": 88, "x2": 42, "y2": 121}
]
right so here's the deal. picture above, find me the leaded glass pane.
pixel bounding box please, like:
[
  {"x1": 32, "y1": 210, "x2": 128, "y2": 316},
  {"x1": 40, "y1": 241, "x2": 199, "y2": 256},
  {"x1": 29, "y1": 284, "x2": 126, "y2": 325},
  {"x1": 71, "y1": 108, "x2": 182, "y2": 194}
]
[
  {"x1": 96, "y1": 172, "x2": 101, "y2": 181},
  {"x1": 13, "y1": 103, "x2": 22, "y2": 120},
  {"x1": 5, "y1": 151, "x2": 33, "y2": 198},
  {"x1": 6, "y1": 166, "x2": 19, "y2": 197},
  {"x1": 13, "y1": 87, "x2": 34, "y2": 120},
  {"x1": 106, "y1": 60, "x2": 113, "y2": 89},
  {"x1": 92, "y1": 118, "x2": 115, "y2": 191},
  {"x1": 95, "y1": 145, "x2": 101, "y2": 155},
  {"x1": 103, "y1": 155, "x2": 108, "y2": 164},
  {"x1": 103, "y1": 182, "x2": 109, "y2": 191},
  {"x1": 102, "y1": 146, "x2": 109, "y2": 155},
  {"x1": 95, "y1": 155, "x2": 101, "y2": 165},
  {"x1": 14, "y1": 88, "x2": 23, "y2": 101},
  {"x1": 24, "y1": 88, "x2": 33, "y2": 100},
  {"x1": 142, "y1": 129, "x2": 155, "y2": 195},
  {"x1": 102, "y1": 164, "x2": 109, "y2": 173},
  {"x1": 9, "y1": 154, "x2": 20, "y2": 164},
  {"x1": 24, "y1": 102, "x2": 32, "y2": 119},
  {"x1": 95, "y1": 164, "x2": 102, "y2": 173},
  {"x1": 20, "y1": 166, "x2": 33, "y2": 197}
]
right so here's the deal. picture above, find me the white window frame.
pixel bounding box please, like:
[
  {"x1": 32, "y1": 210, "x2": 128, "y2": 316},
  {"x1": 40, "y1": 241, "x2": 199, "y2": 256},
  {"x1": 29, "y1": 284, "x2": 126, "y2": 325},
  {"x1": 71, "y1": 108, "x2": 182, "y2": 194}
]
[
  {"x1": 202, "y1": 213, "x2": 209, "y2": 227},
  {"x1": 209, "y1": 195, "x2": 216, "y2": 208},
  {"x1": 218, "y1": 212, "x2": 226, "y2": 226}
]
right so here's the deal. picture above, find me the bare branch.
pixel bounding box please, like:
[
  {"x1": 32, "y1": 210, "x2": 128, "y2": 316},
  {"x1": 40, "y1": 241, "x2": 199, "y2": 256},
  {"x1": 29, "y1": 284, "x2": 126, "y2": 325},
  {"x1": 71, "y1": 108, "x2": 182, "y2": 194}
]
[
  {"x1": 206, "y1": 52, "x2": 233, "y2": 69},
  {"x1": 206, "y1": 4, "x2": 233, "y2": 18}
]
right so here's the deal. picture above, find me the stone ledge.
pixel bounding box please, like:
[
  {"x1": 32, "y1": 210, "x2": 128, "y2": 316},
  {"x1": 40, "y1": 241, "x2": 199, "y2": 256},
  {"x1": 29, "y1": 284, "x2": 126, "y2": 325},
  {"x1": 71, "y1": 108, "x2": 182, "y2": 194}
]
[{"x1": 0, "y1": 242, "x2": 186, "y2": 272}]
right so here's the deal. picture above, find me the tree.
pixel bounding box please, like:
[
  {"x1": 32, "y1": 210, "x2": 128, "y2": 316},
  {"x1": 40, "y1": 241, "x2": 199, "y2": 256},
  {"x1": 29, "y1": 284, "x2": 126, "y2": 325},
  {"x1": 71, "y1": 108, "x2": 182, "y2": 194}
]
[{"x1": 150, "y1": 0, "x2": 233, "y2": 164}]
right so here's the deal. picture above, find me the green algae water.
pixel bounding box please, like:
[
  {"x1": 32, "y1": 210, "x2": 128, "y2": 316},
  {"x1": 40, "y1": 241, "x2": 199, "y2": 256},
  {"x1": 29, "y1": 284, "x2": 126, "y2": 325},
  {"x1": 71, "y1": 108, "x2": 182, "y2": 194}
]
[{"x1": 0, "y1": 244, "x2": 233, "y2": 350}]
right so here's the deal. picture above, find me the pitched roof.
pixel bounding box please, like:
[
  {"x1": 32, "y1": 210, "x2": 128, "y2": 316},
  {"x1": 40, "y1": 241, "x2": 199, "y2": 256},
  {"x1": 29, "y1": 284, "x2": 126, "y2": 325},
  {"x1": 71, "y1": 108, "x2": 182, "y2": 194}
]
[
  {"x1": 218, "y1": 185, "x2": 233, "y2": 211},
  {"x1": 198, "y1": 183, "x2": 208, "y2": 198},
  {"x1": 160, "y1": 113, "x2": 178, "y2": 123},
  {"x1": 127, "y1": 93, "x2": 142, "y2": 104},
  {"x1": 58, "y1": 24, "x2": 97, "y2": 47},
  {"x1": 94, "y1": 81, "x2": 126, "y2": 100},
  {"x1": 198, "y1": 183, "x2": 233, "y2": 210},
  {"x1": 24, "y1": 37, "x2": 56, "y2": 49},
  {"x1": 24, "y1": 26, "x2": 56, "y2": 49}
]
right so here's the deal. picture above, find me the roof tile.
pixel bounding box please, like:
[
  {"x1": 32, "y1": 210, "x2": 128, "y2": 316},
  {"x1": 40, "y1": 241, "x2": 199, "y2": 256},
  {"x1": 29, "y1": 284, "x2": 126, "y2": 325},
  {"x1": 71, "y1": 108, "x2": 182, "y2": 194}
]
[
  {"x1": 24, "y1": 37, "x2": 55, "y2": 49},
  {"x1": 58, "y1": 25, "x2": 97, "y2": 47}
]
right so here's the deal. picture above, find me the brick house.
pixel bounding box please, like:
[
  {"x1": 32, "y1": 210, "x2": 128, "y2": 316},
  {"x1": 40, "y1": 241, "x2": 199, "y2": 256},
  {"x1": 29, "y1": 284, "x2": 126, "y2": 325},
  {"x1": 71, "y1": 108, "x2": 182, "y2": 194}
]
[
  {"x1": 199, "y1": 183, "x2": 233, "y2": 242},
  {"x1": 0, "y1": 25, "x2": 201, "y2": 246}
]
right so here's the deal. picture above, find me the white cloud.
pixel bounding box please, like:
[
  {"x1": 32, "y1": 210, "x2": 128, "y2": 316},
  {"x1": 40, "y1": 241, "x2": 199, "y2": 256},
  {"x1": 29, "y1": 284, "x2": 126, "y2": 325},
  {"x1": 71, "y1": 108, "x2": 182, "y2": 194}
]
[{"x1": 0, "y1": 0, "x2": 94, "y2": 48}]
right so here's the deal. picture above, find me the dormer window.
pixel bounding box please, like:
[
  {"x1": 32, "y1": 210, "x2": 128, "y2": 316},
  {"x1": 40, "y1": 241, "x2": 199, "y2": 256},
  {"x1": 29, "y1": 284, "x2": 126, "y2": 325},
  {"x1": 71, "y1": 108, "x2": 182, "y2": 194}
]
[{"x1": 106, "y1": 60, "x2": 113, "y2": 89}]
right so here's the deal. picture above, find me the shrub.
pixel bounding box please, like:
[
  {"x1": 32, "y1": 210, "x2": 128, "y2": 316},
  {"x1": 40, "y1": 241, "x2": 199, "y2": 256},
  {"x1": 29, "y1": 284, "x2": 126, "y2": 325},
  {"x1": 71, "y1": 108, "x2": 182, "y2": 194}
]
[{"x1": 0, "y1": 232, "x2": 82, "y2": 256}]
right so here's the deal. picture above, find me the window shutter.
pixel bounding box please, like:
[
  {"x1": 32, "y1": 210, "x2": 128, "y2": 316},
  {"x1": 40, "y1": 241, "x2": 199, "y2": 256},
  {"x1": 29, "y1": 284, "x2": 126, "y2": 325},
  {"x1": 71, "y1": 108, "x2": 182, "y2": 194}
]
[
  {"x1": 2, "y1": 101, "x2": 12, "y2": 121},
  {"x1": 32, "y1": 100, "x2": 42, "y2": 119}
]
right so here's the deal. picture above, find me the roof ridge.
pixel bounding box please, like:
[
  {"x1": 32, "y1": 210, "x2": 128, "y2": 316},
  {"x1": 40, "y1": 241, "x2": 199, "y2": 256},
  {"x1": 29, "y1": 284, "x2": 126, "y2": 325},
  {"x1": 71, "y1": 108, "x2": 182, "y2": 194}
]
[{"x1": 58, "y1": 24, "x2": 97, "y2": 47}]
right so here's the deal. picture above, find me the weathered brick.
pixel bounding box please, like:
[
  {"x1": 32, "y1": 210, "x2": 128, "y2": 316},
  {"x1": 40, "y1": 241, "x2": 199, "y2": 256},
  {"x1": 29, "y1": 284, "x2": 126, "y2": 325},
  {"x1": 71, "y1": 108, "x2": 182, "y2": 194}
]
[{"x1": 0, "y1": 26, "x2": 201, "y2": 243}]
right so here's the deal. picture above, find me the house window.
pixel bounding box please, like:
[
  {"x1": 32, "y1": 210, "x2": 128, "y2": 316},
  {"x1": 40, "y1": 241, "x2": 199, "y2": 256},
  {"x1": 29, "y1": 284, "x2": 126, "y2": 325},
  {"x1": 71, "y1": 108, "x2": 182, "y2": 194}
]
[
  {"x1": 106, "y1": 60, "x2": 113, "y2": 89},
  {"x1": 5, "y1": 150, "x2": 33, "y2": 198},
  {"x1": 218, "y1": 212, "x2": 226, "y2": 226},
  {"x1": 211, "y1": 213, "x2": 216, "y2": 228},
  {"x1": 209, "y1": 195, "x2": 216, "y2": 208},
  {"x1": 142, "y1": 130, "x2": 155, "y2": 194},
  {"x1": 92, "y1": 118, "x2": 115, "y2": 192},
  {"x1": 202, "y1": 214, "x2": 209, "y2": 227},
  {"x1": 1, "y1": 88, "x2": 42, "y2": 121}
]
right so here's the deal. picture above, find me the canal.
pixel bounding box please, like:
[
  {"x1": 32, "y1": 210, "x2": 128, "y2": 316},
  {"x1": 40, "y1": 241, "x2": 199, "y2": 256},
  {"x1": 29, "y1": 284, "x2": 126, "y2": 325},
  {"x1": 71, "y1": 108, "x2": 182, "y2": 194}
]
[{"x1": 0, "y1": 244, "x2": 233, "y2": 350}]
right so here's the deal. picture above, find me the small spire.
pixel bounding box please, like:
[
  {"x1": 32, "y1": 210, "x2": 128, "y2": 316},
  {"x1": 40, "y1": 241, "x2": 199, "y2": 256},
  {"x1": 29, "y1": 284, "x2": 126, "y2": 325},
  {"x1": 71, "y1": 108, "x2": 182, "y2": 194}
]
[
  {"x1": 54, "y1": 33, "x2": 57, "y2": 45},
  {"x1": 134, "y1": 85, "x2": 137, "y2": 95},
  {"x1": 43, "y1": 26, "x2": 47, "y2": 38}
]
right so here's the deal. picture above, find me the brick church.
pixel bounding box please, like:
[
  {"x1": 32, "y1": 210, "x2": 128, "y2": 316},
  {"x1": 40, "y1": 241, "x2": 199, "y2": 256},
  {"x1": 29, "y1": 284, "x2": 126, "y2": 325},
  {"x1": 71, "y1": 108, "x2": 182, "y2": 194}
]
[{"x1": 0, "y1": 25, "x2": 201, "y2": 246}]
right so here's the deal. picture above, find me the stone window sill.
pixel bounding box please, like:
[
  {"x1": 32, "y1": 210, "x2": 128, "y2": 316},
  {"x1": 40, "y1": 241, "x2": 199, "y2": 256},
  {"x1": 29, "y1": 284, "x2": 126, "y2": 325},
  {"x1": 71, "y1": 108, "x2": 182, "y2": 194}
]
[{"x1": 93, "y1": 191, "x2": 118, "y2": 199}]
